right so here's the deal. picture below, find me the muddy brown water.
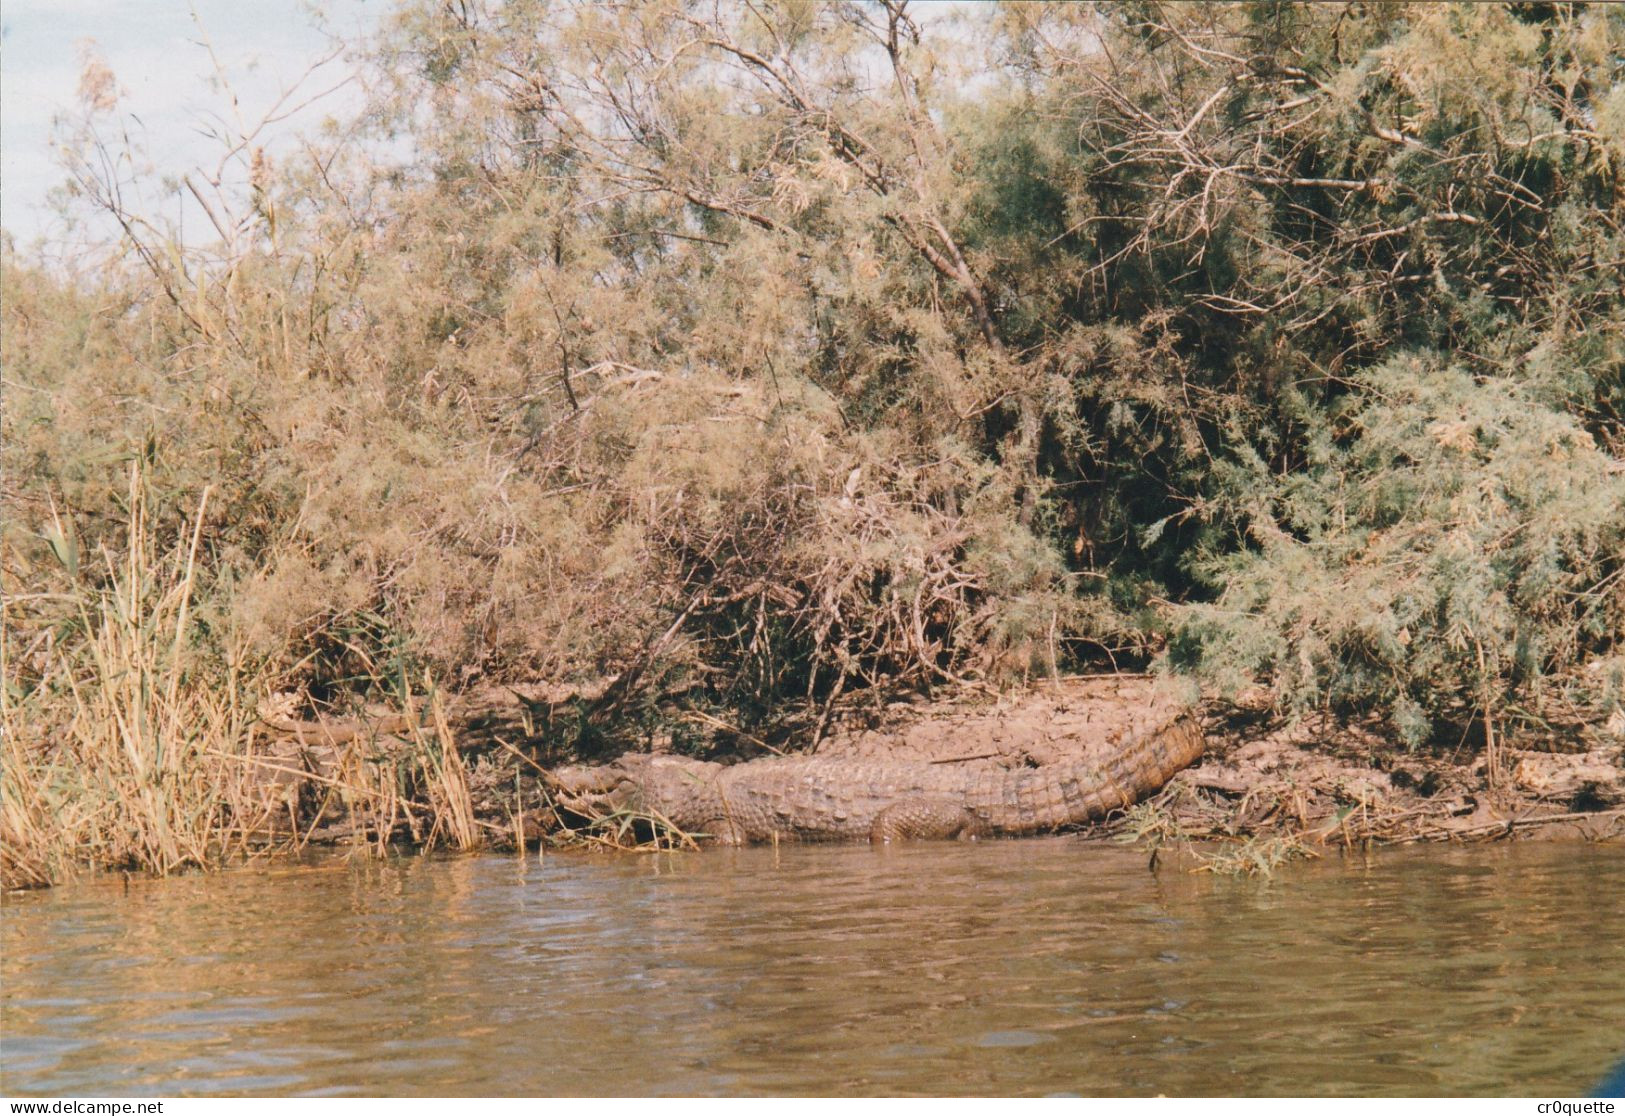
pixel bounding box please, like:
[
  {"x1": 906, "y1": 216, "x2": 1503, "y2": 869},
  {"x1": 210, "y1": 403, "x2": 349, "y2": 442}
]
[{"x1": 3, "y1": 841, "x2": 1622, "y2": 1097}]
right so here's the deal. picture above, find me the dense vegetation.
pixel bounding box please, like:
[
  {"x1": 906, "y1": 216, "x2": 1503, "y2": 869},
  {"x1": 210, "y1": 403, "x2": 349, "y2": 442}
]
[{"x1": 4, "y1": 2, "x2": 1622, "y2": 881}]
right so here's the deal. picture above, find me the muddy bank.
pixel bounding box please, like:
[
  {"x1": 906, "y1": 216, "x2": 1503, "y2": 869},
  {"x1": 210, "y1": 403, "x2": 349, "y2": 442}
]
[
  {"x1": 248, "y1": 675, "x2": 1624, "y2": 860},
  {"x1": 1132, "y1": 700, "x2": 1625, "y2": 854}
]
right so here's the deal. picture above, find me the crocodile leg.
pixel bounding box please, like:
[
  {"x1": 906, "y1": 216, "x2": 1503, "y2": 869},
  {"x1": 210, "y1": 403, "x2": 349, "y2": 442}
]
[
  {"x1": 869, "y1": 799, "x2": 988, "y2": 843},
  {"x1": 694, "y1": 815, "x2": 749, "y2": 845}
]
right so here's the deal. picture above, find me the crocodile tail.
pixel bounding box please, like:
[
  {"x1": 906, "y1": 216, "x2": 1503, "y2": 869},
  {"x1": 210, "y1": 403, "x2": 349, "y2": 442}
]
[{"x1": 983, "y1": 710, "x2": 1206, "y2": 832}]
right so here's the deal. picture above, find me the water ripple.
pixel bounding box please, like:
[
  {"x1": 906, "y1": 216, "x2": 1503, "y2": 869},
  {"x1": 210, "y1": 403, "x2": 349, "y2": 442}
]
[{"x1": 3, "y1": 842, "x2": 1623, "y2": 1096}]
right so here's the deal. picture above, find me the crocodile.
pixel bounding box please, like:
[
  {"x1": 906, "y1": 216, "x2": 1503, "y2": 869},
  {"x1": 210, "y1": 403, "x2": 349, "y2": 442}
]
[{"x1": 548, "y1": 706, "x2": 1205, "y2": 843}]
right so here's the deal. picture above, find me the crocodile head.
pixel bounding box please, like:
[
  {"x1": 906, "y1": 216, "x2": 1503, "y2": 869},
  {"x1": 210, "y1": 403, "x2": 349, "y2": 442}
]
[
  {"x1": 547, "y1": 760, "x2": 648, "y2": 816},
  {"x1": 547, "y1": 754, "x2": 718, "y2": 819}
]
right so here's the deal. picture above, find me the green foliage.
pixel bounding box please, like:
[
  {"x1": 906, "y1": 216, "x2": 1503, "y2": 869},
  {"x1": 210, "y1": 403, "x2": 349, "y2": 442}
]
[
  {"x1": 3, "y1": 1, "x2": 1622, "y2": 760},
  {"x1": 1174, "y1": 356, "x2": 1624, "y2": 742}
]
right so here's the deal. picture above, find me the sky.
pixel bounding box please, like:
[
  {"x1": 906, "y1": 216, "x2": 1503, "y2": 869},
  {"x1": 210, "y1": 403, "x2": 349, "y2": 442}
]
[
  {"x1": 0, "y1": 0, "x2": 995, "y2": 255},
  {"x1": 1, "y1": 0, "x2": 382, "y2": 251}
]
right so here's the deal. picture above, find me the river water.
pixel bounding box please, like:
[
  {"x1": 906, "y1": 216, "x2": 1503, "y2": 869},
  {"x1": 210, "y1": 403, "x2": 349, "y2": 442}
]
[{"x1": 3, "y1": 840, "x2": 1622, "y2": 1096}]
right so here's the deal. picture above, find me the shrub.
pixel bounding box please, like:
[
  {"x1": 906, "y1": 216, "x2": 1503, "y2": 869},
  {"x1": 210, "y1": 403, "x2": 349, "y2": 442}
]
[{"x1": 1173, "y1": 355, "x2": 1625, "y2": 744}]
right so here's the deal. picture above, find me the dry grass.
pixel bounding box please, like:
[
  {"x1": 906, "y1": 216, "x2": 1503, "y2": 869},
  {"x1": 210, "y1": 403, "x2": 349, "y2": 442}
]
[
  {"x1": 0, "y1": 464, "x2": 491, "y2": 889},
  {"x1": 541, "y1": 795, "x2": 705, "y2": 854},
  {"x1": 1189, "y1": 834, "x2": 1322, "y2": 878},
  {"x1": 2, "y1": 466, "x2": 260, "y2": 887}
]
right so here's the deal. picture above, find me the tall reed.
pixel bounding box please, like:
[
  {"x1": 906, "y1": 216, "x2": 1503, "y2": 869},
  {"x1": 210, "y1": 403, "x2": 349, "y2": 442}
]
[
  {"x1": 1, "y1": 464, "x2": 494, "y2": 889},
  {"x1": 2, "y1": 466, "x2": 262, "y2": 887}
]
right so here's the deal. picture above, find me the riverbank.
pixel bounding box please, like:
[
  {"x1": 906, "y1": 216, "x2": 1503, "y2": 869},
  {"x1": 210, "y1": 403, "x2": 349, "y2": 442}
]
[
  {"x1": 5, "y1": 675, "x2": 1620, "y2": 891},
  {"x1": 228, "y1": 675, "x2": 1625, "y2": 859},
  {"x1": 1108, "y1": 694, "x2": 1625, "y2": 869}
]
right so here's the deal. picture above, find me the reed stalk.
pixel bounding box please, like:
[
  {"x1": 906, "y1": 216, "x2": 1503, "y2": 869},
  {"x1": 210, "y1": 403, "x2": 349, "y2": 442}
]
[{"x1": 1, "y1": 465, "x2": 262, "y2": 887}]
